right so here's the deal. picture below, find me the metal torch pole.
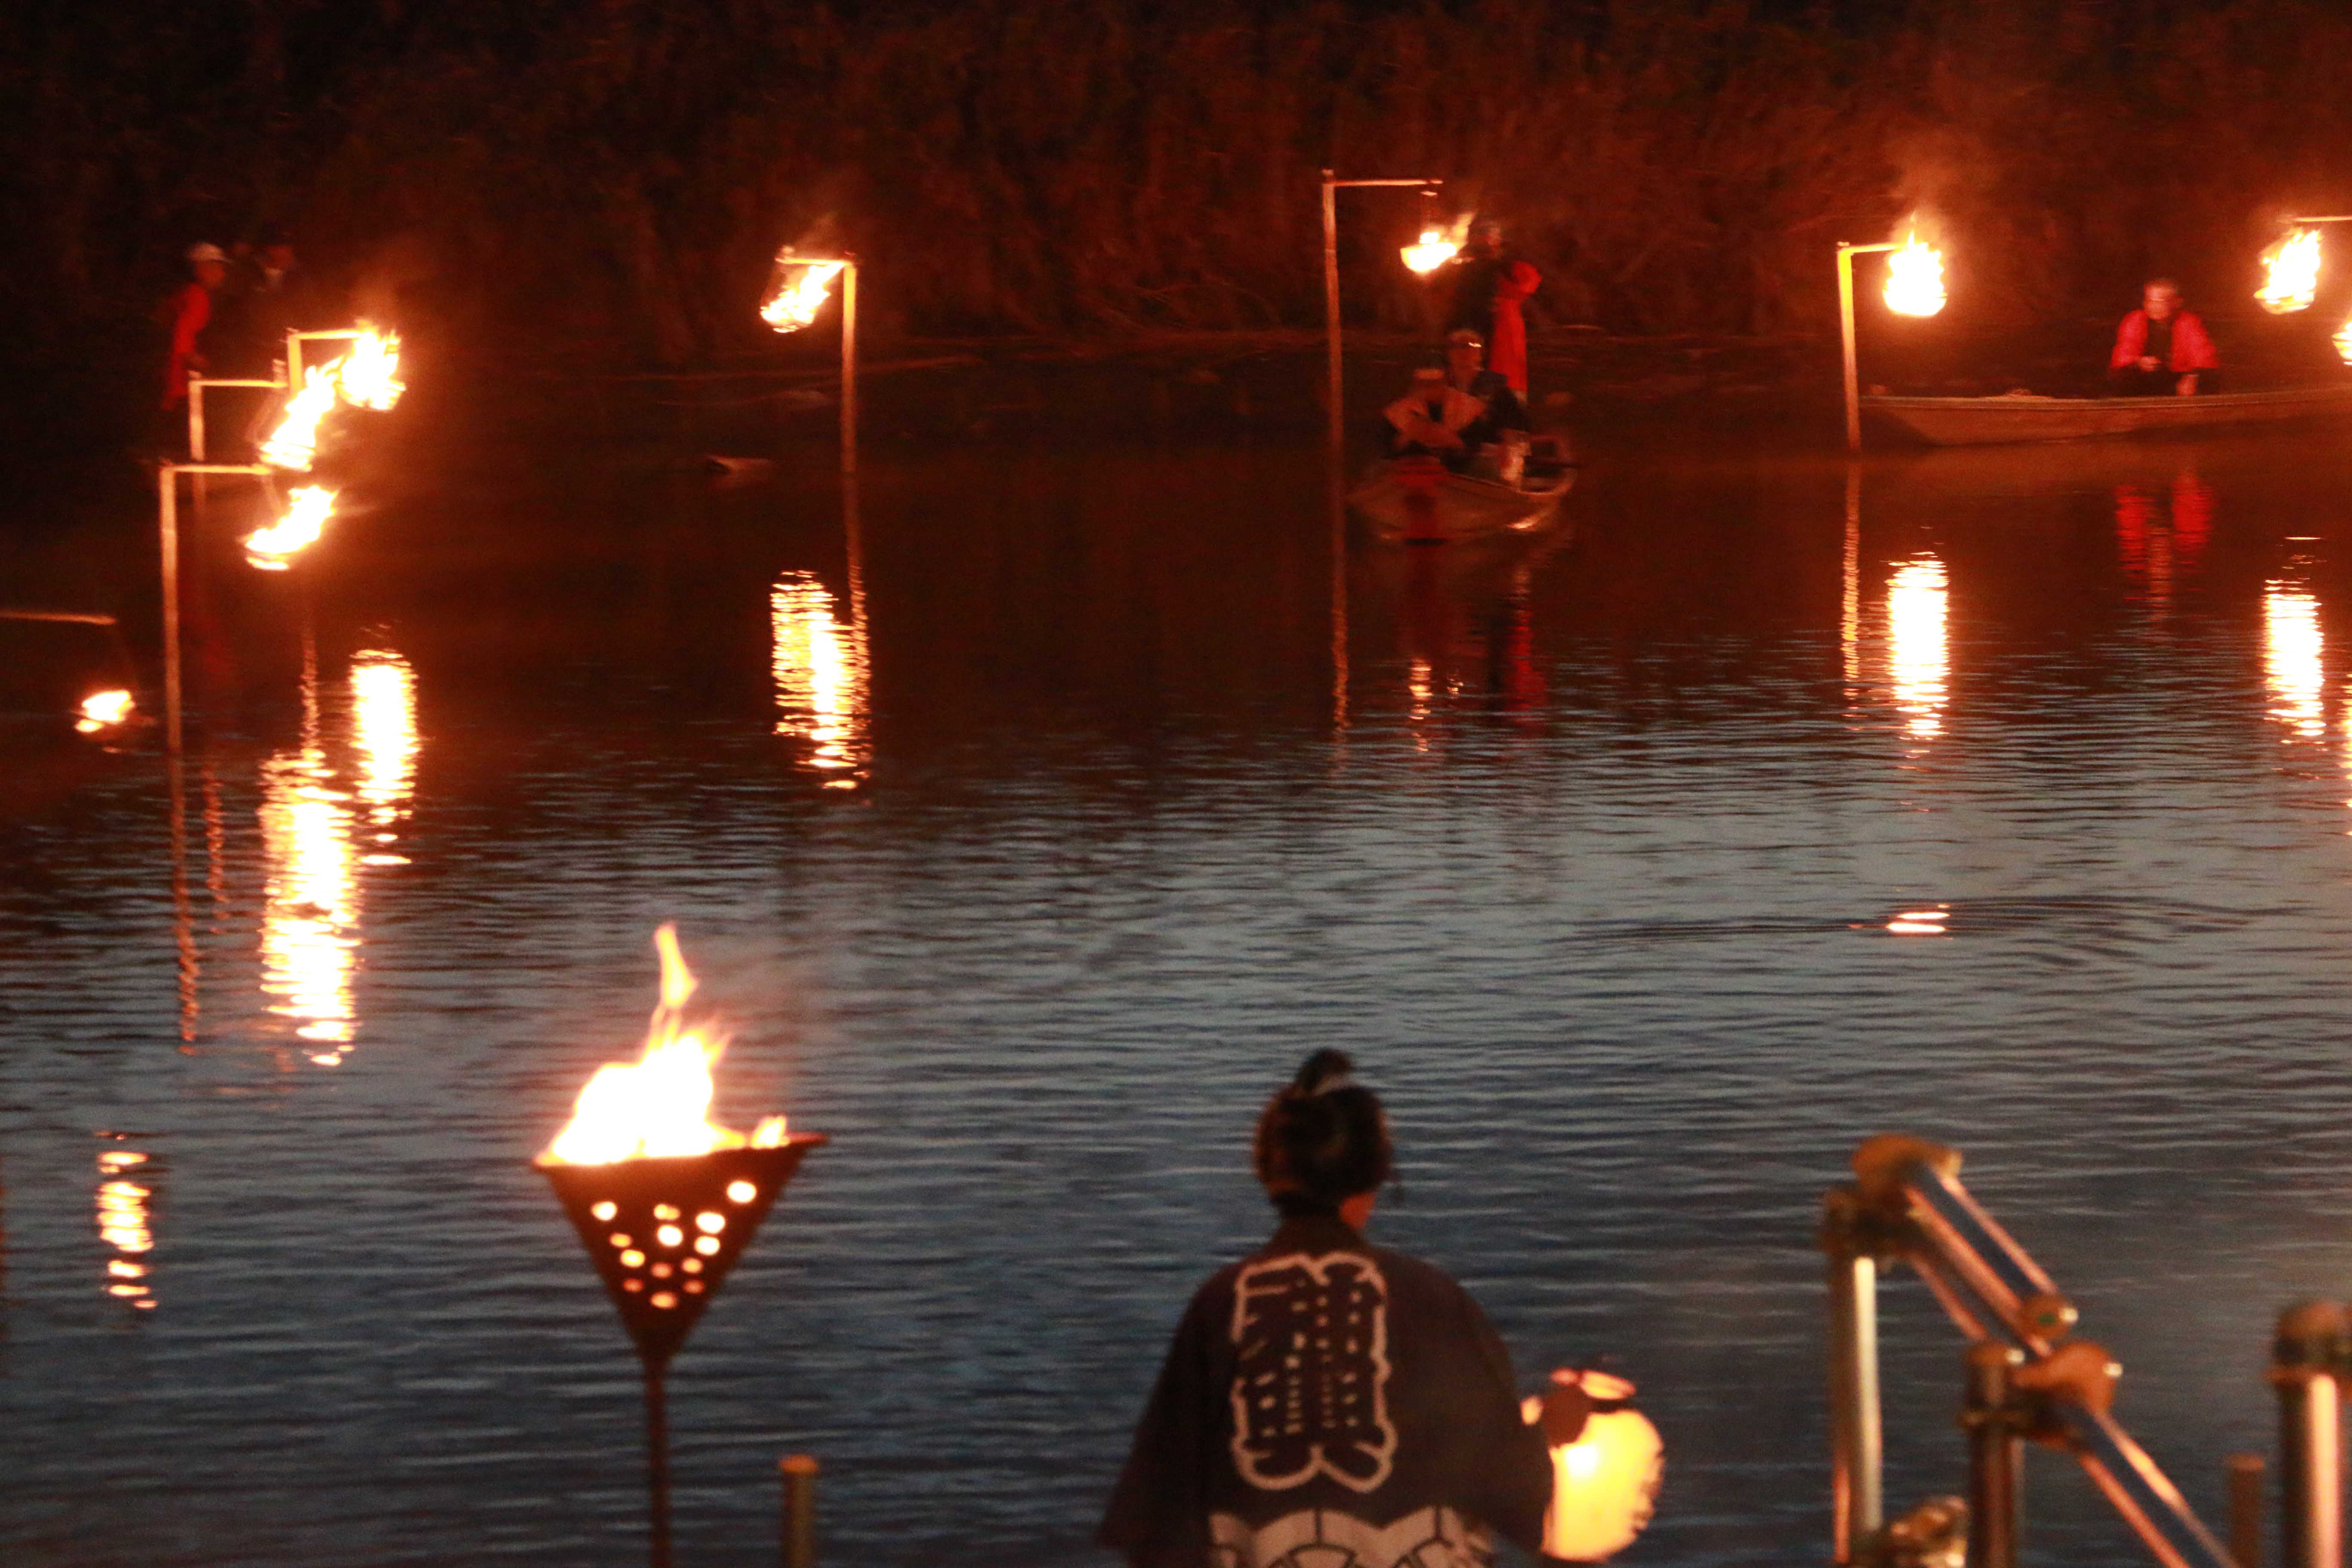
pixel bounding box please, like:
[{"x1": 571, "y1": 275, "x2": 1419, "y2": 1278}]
[
  {"x1": 188, "y1": 374, "x2": 205, "y2": 462},
  {"x1": 840, "y1": 261, "x2": 858, "y2": 481},
  {"x1": 1964, "y1": 1340, "x2": 2025, "y2": 1568},
  {"x1": 1824, "y1": 1191, "x2": 1884, "y2": 1563},
  {"x1": 2274, "y1": 1302, "x2": 2345, "y2": 1568},
  {"x1": 1838, "y1": 243, "x2": 1862, "y2": 453},
  {"x1": 2233, "y1": 1452, "x2": 2269, "y2": 1568},
  {"x1": 1323, "y1": 170, "x2": 1343, "y2": 457},
  {"x1": 780, "y1": 1454, "x2": 819, "y2": 1568},
  {"x1": 158, "y1": 466, "x2": 181, "y2": 757},
  {"x1": 643, "y1": 1355, "x2": 673, "y2": 1568}
]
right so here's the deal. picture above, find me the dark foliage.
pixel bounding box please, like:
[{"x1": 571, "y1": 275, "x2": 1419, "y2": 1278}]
[{"x1": 6, "y1": 0, "x2": 2352, "y2": 391}]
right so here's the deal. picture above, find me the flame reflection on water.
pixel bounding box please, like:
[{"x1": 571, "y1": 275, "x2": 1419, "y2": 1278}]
[
  {"x1": 1887, "y1": 555, "x2": 1950, "y2": 738},
  {"x1": 95, "y1": 1148, "x2": 155, "y2": 1310},
  {"x1": 2264, "y1": 583, "x2": 2325, "y2": 740},
  {"x1": 769, "y1": 572, "x2": 869, "y2": 787},
  {"x1": 256, "y1": 642, "x2": 419, "y2": 1064}
]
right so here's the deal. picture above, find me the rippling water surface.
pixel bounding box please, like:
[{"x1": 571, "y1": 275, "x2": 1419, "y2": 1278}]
[{"x1": 9, "y1": 431, "x2": 2352, "y2": 1567}]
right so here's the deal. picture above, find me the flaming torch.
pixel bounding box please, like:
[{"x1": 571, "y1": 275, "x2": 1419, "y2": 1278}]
[
  {"x1": 334, "y1": 326, "x2": 405, "y2": 411},
  {"x1": 1838, "y1": 229, "x2": 1953, "y2": 451},
  {"x1": 76, "y1": 689, "x2": 134, "y2": 735},
  {"x1": 2336, "y1": 316, "x2": 2352, "y2": 367},
  {"x1": 760, "y1": 248, "x2": 860, "y2": 478},
  {"x1": 2258, "y1": 227, "x2": 2322, "y2": 315},
  {"x1": 244, "y1": 486, "x2": 336, "y2": 571},
  {"x1": 1401, "y1": 221, "x2": 1463, "y2": 276},
  {"x1": 1882, "y1": 233, "x2": 1947, "y2": 317},
  {"x1": 260, "y1": 366, "x2": 340, "y2": 472},
  {"x1": 536, "y1": 924, "x2": 823, "y2": 1568}
]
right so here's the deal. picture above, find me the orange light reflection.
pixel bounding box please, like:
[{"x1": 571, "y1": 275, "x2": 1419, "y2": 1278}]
[
  {"x1": 2264, "y1": 583, "x2": 2325, "y2": 740},
  {"x1": 770, "y1": 572, "x2": 870, "y2": 787},
  {"x1": 1886, "y1": 555, "x2": 1949, "y2": 738},
  {"x1": 95, "y1": 1148, "x2": 156, "y2": 1311}
]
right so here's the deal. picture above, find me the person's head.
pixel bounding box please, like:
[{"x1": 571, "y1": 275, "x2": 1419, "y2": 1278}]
[
  {"x1": 1410, "y1": 366, "x2": 1448, "y2": 401},
  {"x1": 1445, "y1": 328, "x2": 1486, "y2": 380},
  {"x1": 186, "y1": 242, "x2": 228, "y2": 290},
  {"x1": 2144, "y1": 279, "x2": 2182, "y2": 320},
  {"x1": 260, "y1": 234, "x2": 296, "y2": 273},
  {"x1": 1471, "y1": 217, "x2": 1504, "y2": 255},
  {"x1": 1253, "y1": 1048, "x2": 1393, "y2": 1223}
]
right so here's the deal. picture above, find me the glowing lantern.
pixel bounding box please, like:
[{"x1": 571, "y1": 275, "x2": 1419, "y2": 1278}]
[
  {"x1": 1883, "y1": 233, "x2": 1946, "y2": 317},
  {"x1": 762, "y1": 252, "x2": 847, "y2": 334},
  {"x1": 1523, "y1": 1369, "x2": 1663, "y2": 1562},
  {"x1": 2259, "y1": 228, "x2": 2322, "y2": 315},
  {"x1": 76, "y1": 689, "x2": 134, "y2": 734},
  {"x1": 245, "y1": 486, "x2": 336, "y2": 571}
]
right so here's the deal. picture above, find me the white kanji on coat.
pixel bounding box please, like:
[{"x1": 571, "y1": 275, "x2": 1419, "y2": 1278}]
[{"x1": 1228, "y1": 1252, "x2": 1397, "y2": 1492}]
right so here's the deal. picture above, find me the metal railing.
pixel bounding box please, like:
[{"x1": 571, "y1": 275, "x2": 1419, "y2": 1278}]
[{"x1": 1824, "y1": 1134, "x2": 2242, "y2": 1568}]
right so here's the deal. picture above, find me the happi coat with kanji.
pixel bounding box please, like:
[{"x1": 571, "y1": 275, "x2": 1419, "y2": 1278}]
[{"x1": 1100, "y1": 1215, "x2": 1552, "y2": 1568}]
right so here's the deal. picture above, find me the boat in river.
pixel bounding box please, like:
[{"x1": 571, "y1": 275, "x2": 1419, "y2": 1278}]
[
  {"x1": 1864, "y1": 383, "x2": 2352, "y2": 447},
  {"x1": 1349, "y1": 442, "x2": 1576, "y2": 542}
]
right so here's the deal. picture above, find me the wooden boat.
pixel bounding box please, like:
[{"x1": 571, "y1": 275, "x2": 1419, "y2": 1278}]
[
  {"x1": 1864, "y1": 383, "x2": 2352, "y2": 447},
  {"x1": 1349, "y1": 444, "x2": 1576, "y2": 542}
]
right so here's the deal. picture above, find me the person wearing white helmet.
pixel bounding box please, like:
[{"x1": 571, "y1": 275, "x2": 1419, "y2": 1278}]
[{"x1": 159, "y1": 242, "x2": 229, "y2": 423}]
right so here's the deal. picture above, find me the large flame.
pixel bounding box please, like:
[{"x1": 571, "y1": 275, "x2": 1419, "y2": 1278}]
[
  {"x1": 2259, "y1": 228, "x2": 2322, "y2": 315},
  {"x1": 1883, "y1": 233, "x2": 1946, "y2": 316},
  {"x1": 1401, "y1": 221, "x2": 1464, "y2": 276},
  {"x1": 762, "y1": 254, "x2": 846, "y2": 334},
  {"x1": 336, "y1": 327, "x2": 405, "y2": 411},
  {"x1": 261, "y1": 365, "x2": 340, "y2": 470},
  {"x1": 245, "y1": 486, "x2": 336, "y2": 570},
  {"x1": 544, "y1": 925, "x2": 789, "y2": 1165},
  {"x1": 77, "y1": 689, "x2": 133, "y2": 734}
]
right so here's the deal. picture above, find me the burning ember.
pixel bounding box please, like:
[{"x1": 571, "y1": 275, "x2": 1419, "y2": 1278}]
[
  {"x1": 261, "y1": 366, "x2": 340, "y2": 470},
  {"x1": 1883, "y1": 233, "x2": 1946, "y2": 316},
  {"x1": 2335, "y1": 315, "x2": 2352, "y2": 366},
  {"x1": 245, "y1": 486, "x2": 336, "y2": 570},
  {"x1": 544, "y1": 925, "x2": 787, "y2": 1167},
  {"x1": 762, "y1": 253, "x2": 846, "y2": 334},
  {"x1": 1400, "y1": 223, "x2": 1463, "y2": 276},
  {"x1": 2259, "y1": 227, "x2": 2322, "y2": 315},
  {"x1": 336, "y1": 326, "x2": 406, "y2": 411},
  {"x1": 76, "y1": 689, "x2": 133, "y2": 734}
]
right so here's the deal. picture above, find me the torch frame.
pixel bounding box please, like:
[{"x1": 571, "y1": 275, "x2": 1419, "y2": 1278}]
[
  {"x1": 1320, "y1": 172, "x2": 1449, "y2": 459},
  {"x1": 538, "y1": 1136, "x2": 827, "y2": 1568},
  {"x1": 155, "y1": 462, "x2": 273, "y2": 755},
  {"x1": 765, "y1": 254, "x2": 860, "y2": 478},
  {"x1": 1836, "y1": 240, "x2": 1906, "y2": 453}
]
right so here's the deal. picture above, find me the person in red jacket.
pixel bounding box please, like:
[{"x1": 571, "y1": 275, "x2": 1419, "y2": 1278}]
[
  {"x1": 160, "y1": 242, "x2": 230, "y2": 414},
  {"x1": 2108, "y1": 279, "x2": 2220, "y2": 397},
  {"x1": 1441, "y1": 220, "x2": 1541, "y2": 395}
]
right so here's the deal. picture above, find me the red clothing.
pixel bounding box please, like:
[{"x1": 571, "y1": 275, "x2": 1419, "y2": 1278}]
[
  {"x1": 1487, "y1": 261, "x2": 1540, "y2": 394},
  {"x1": 2109, "y1": 309, "x2": 2219, "y2": 374},
  {"x1": 161, "y1": 282, "x2": 211, "y2": 409}
]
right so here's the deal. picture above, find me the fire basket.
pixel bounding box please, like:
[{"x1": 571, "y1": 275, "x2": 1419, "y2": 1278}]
[{"x1": 536, "y1": 925, "x2": 825, "y2": 1568}]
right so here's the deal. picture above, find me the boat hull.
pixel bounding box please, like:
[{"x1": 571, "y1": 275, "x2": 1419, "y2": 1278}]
[
  {"x1": 1864, "y1": 385, "x2": 2352, "y2": 447},
  {"x1": 1348, "y1": 459, "x2": 1573, "y2": 542}
]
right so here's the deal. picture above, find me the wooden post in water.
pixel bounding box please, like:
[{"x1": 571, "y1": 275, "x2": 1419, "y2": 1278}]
[
  {"x1": 2274, "y1": 1302, "x2": 2345, "y2": 1568},
  {"x1": 1963, "y1": 1341, "x2": 2025, "y2": 1568},
  {"x1": 780, "y1": 1454, "x2": 818, "y2": 1568}
]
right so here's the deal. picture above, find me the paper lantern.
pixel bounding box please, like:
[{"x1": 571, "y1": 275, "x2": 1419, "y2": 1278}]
[{"x1": 1522, "y1": 1369, "x2": 1664, "y2": 1562}]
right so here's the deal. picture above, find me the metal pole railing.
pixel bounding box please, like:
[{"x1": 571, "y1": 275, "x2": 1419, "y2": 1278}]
[
  {"x1": 780, "y1": 1453, "x2": 818, "y2": 1568},
  {"x1": 1824, "y1": 1189, "x2": 1884, "y2": 1563},
  {"x1": 2274, "y1": 1302, "x2": 2344, "y2": 1568},
  {"x1": 1838, "y1": 241, "x2": 1900, "y2": 453},
  {"x1": 1964, "y1": 1341, "x2": 2026, "y2": 1568},
  {"x1": 1319, "y1": 173, "x2": 1447, "y2": 462},
  {"x1": 2232, "y1": 1452, "x2": 2268, "y2": 1568}
]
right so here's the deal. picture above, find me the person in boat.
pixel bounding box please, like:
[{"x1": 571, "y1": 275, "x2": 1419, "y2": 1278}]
[
  {"x1": 1099, "y1": 1048, "x2": 1559, "y2": 1568},
  {"x1": 1442, "y1": 328, "x2": 1531, "y2": 437},
  {"x1": 1381, "y1": 365, "x2": 1491, "y2": 470},
  {"x1": 157, "y1": 242, "x2": 230, "y2": 444},
  {"x1": 2107, "y1": 279, "x2": 2220, "y2": 397},
  {"x1": 1440, "y1": 219, "x2": 1541, "y2": 394}
]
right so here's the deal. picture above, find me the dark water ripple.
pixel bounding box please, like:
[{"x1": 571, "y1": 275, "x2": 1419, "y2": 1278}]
[{"x1": 9, "y1": 434, "x2": 2352, "y2": 1565}]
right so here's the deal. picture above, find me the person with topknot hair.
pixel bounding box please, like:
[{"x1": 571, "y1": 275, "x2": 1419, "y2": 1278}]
[{"x1": 1100, "y1": 1049, "x2": 1560, "y2": 1568}]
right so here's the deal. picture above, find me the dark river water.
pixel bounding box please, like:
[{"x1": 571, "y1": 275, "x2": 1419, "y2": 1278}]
[{"x1": 7, "y1": 428, "x2": 2352, "y2": 1567}]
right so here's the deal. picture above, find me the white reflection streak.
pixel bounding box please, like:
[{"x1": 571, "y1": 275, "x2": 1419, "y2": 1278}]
[
  {"x1": 351, "y1": 649, "x2": 419, "y2": 863},
  {"x1": 2265, "y1": 583, "x2": 2325, "y2": 739},
  {"x1": 1887, "y1": 555, "x2": 1949, "y2": 738},
  {"x1": 96, "y1": 1148, "x2": 156, "y2": 1310},
  {"x1": 770, "y1": 572, "x2": 870, "y2": 787}
]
